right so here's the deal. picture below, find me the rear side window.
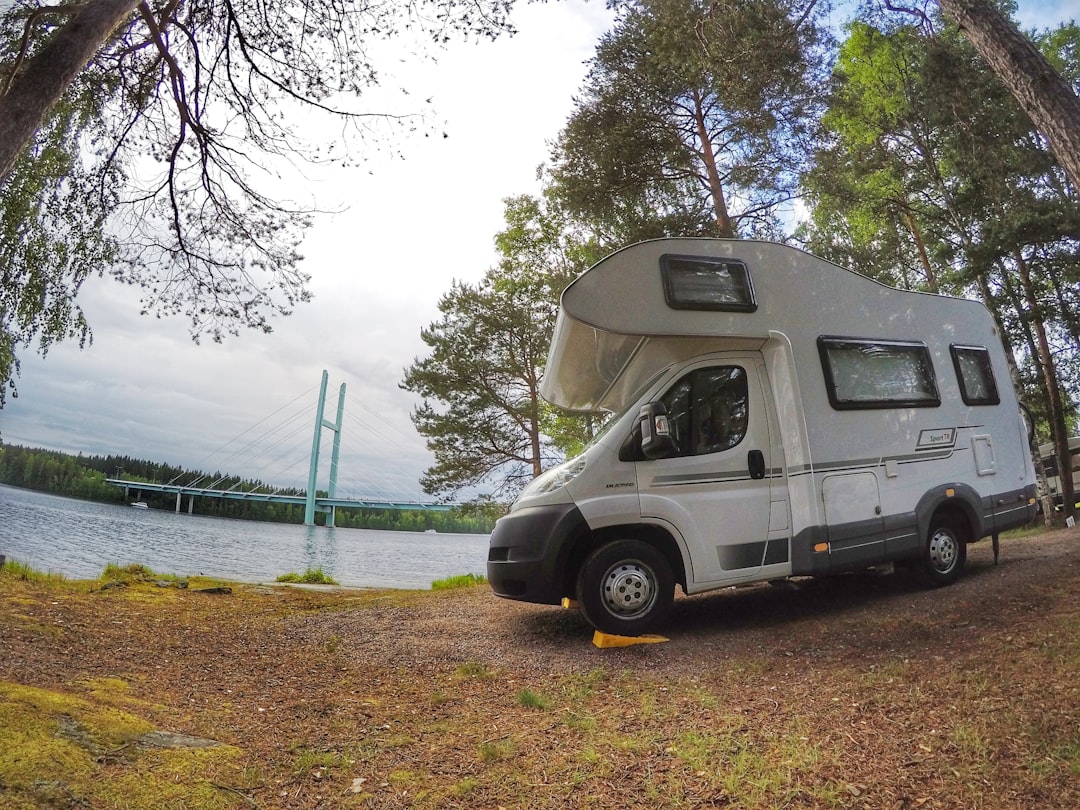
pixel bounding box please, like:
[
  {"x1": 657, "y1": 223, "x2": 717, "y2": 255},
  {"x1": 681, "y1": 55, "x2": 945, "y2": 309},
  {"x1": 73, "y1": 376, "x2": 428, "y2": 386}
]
[
  {"x1": 951, "y1": 345, "x2": 1000, "y2": 405},
  {"x1": 661, "y1": 366, "x2": 749, "y2": 456},
  {"x1": 819, "y1": 337, "x2": 940, "y2": 409},
  {"x1": 660, "y1": 255, "x2": 757, "y2": 312}
]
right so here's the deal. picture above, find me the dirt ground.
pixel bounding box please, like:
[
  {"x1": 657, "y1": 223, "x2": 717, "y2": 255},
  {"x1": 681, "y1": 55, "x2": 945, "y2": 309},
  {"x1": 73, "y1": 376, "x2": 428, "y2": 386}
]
[{"x1": 1, "y1": 527, "x2": 1079, "y2": 809}]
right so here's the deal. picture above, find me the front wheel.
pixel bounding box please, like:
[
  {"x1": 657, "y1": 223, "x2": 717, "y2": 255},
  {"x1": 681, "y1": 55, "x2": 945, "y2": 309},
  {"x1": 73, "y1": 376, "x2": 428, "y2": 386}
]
[
  {"x1": 916, "y1": 520, "x2": 967, "y2": 587},
  {"x1": 576, "y1": 539, "x2": 674, "y2": 636}
]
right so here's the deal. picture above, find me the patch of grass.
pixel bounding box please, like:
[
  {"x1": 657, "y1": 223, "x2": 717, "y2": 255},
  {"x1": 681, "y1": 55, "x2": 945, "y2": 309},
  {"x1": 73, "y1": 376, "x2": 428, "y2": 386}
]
[
  {"x1": 453, "y1": 776, "x2": 478, "y2": 795},
  {"x1": 290, "y1": 745, "x2": 354, "y2": 775},
  {"x1": 517, "y1": 689, "x2": 549, "y2": 710},
  {"x1": 952, "y1": 722, "x2": 992, "y2": 776},
  {"x1": 431, "y1": 572, "x2": 487, "y2": 590},
  {"x1": 562, "y1": 667, "x2": 607, "y2": 703},
  {"x1": 1, "y1": 558, "x2": 66, "y2": 583},
  {"x1": 100, "y1": 563, "x2": 159, "y2": 583},
  {"x1": 389, "y1": 768, "x2": 419, "y2": 784},
  {"x1": 664, "y1": 722, "x2": 836, "y2": 806},
  {"x1": 861, "y1": 658, "x2": 911, "y2": 688},
  {"x1": 478, "y1": 737, "x2": 515, "y2": 762},
  {"x1": 563, "y1": 711, "x2": 597, "y2": 732},
  {"x1": 275, "y1": 567, "x2": 339, "y2": 585},
  {"x1": 454, "y1": 661, "x2": 496, "y2": 680},
  {"x1": 1000, "y1": 524, "x2": 1045, "y2": 540},
  {"x1": 1028, "y1": 723, "x2": 1080, "y2": 779}
]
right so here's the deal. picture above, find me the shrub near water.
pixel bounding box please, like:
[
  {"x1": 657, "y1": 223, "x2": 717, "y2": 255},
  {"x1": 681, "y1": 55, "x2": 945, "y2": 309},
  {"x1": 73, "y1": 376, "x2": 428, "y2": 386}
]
[
  {"x1": 1, "y1": 558, "x2": 65, "y2": 583},
  {"x1": 431, "y1": 573, "x2": 487, "y2": 590},
  {"x1": 275, "y1": 567, "x2": 338, "y2": 585},
  {"x1": 101, "y1": 563, "x2": 158, "y2": 583}
]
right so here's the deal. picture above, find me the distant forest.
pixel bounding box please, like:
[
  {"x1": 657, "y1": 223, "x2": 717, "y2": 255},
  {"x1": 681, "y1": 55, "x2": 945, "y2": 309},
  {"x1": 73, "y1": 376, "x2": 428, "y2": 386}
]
[{"x1": 0, "y1": 443, "x2": 495, "y2": 534}]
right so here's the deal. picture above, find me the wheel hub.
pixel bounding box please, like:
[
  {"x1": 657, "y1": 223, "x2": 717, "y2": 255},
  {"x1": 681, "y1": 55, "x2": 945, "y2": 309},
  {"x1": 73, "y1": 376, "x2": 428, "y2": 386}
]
[
  {"x1": 601, "y1": 561, "x2": 656, "y2": 618},
  {"x1": 928, "y1": 529, "x2": 957, "y2": 573}
]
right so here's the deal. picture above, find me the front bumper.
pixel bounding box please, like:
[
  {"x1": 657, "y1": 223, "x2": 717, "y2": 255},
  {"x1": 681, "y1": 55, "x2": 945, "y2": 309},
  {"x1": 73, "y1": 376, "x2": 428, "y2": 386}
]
[{"x1": 487, "y1": 502, "x2": 588, "y2": 605}]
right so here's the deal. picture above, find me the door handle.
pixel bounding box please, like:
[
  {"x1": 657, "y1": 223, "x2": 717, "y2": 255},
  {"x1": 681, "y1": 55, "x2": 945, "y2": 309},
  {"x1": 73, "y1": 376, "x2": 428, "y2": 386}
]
[{"x1": 748, "y1": 449, "x2": 765, "y2": 480}]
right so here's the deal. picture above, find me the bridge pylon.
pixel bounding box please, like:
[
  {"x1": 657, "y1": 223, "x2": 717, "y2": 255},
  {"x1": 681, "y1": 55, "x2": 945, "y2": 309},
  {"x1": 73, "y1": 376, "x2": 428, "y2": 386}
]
[{"x1": 305, "y1": 370, "x2": 346, "y2": 526}]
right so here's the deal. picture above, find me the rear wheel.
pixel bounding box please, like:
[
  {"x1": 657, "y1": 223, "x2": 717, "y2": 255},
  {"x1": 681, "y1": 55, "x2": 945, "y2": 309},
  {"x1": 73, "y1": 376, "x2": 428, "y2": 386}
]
[
  {"x1": 576, "y1": 539, "x2": 674, "y2": 636},
  {"x1": 917, "y1": 518, "x2": 967, "y2": 587}
]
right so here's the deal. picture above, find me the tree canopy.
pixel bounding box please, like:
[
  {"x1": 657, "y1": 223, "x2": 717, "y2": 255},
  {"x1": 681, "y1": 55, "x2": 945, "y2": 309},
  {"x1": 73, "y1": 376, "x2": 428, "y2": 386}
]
[
  {"x1": 932, "y1": 0, "x2": 1080, "y2": 190},
  {"x1": 409, "y1": 1, "x2": 1079, "y2": 516},
  {"x1": 400, "y1": 195, "x2": 596, "y2": 501},
  {"x1": 801, "y1": 9, "x2": 1080, "y2": 517},
  {"x1": 547, "y1": 0, "x2": 829, "y2": 245},
  {"x1": 0, "y1": 0, "x2": 516, "y2": 406}
]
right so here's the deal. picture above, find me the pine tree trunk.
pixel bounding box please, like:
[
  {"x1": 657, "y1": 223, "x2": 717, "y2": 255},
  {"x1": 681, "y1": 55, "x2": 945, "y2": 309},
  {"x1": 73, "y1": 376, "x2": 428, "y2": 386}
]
[
  {"x1": 898, "y1": 206, "x2": 938, "y2": 291},
  {"x1": 1015, "y1": 249, "x2": 1075, "y2": 521},
  {"x1": 936, "y1": 0, "x2": 1080, "y2": 191},
  {"x1": 691, "y1": 89, "x2": 736, "y2": 238},
  {"x1": 997, "y1": 268, "x2": 1055, "y2": 523},
  {"x1": 0, "y1": 0, "x2": 141, "y2": 186}
]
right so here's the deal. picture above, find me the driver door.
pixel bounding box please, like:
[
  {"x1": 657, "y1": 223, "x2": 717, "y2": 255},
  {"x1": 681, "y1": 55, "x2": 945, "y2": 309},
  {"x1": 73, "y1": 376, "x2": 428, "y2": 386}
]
[{"x1": 637, "y1": 354, "x2": 783, "y2": 587}]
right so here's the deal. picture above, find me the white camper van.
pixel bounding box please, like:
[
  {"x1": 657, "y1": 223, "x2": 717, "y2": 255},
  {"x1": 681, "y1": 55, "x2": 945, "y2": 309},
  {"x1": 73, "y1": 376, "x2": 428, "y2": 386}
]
[{"x1": 487, "y1": 239, "x2": 1038, "y2": 635}]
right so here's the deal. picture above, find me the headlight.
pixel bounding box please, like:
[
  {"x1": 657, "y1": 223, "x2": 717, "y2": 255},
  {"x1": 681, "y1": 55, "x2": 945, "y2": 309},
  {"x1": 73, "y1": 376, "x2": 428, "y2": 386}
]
[{"x1": 519, "y1": 455, "x2": 587, "y2": 499}]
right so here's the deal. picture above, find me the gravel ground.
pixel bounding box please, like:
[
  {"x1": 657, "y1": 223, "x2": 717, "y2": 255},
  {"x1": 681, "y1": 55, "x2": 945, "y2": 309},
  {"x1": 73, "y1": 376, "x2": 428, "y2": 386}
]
[{"x1": 2, "y1": 527, "x2": 1078, "y2": 809}]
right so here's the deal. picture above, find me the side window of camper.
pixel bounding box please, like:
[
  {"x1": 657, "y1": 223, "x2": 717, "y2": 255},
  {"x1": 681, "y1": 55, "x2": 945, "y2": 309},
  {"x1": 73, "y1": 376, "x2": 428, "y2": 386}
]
[
  {"x1": 660, "y1": 366, "x2": 749, "y2": 456},
  {"x1": 951, "y1": 345, "x2": 1000, "y2": 405},
  {"x1": 818, "y1": 337, "x2": 940, "y2": 409}
]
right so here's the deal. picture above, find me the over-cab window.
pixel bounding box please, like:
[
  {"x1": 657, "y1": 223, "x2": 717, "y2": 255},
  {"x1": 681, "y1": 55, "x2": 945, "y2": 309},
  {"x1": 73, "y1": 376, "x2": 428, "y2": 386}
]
[
  {"x1": 661, "y1": 366, "x2": 749, "y2": 456},
  {"x1": 660, "y1": 255, "x2": 757, "y2": 312},
  {"x1": 951, "y1": 345, "x2": 1000, "y2": 405},
  {"x1": 819, "y1": 337, "x2": 940, "y2": 410}
]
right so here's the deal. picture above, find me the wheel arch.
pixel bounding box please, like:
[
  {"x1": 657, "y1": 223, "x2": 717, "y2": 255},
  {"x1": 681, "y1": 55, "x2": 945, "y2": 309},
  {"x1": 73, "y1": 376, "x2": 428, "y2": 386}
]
[
  {"x1": 914, "y1": 484, "x2": 985, "y2": 546},
  {"x1": 559, "y1": 521, "x2": 688, "y2": 599}
]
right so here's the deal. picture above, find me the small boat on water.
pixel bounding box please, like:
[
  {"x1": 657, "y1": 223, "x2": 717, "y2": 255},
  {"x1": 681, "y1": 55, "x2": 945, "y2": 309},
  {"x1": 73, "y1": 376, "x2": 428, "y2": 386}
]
[{"x1": 130, "y1": 501, "x2": 149, "y2": 509}]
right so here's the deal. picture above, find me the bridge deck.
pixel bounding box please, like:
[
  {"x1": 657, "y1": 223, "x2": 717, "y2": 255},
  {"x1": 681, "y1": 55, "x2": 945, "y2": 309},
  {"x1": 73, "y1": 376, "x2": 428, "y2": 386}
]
[{"x1": 107, "y1": 479, "x2": 451, "y2": 511}]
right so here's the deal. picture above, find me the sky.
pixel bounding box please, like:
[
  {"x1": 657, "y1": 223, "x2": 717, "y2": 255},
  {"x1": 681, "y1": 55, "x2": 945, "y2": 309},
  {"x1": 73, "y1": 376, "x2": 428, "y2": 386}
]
[{"x1": 0, "y1": 0, "x2": 1073, "y2": 502}]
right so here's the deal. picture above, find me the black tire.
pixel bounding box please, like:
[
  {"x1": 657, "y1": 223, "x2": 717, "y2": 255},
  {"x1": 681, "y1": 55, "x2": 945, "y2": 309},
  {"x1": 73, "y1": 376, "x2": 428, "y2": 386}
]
[
  {"x1": 916, "y1": 519, "x2": 967, "y2": 587},
  {"x1": 576, "y1": 539, "x2": 674, "y2": 636}
]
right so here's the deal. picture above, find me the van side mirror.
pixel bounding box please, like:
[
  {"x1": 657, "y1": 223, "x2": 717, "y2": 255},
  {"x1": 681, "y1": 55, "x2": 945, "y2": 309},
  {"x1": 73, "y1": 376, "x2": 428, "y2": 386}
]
[{"x1": 639, "y1": 402, "x2": 677, "y2": 460}]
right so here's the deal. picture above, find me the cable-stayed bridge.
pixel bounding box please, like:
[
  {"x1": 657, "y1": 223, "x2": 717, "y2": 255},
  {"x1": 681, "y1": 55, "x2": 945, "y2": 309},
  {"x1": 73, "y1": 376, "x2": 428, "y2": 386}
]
[{"x1": 107, "y1": 370, "x2": 449, "y2": 525}]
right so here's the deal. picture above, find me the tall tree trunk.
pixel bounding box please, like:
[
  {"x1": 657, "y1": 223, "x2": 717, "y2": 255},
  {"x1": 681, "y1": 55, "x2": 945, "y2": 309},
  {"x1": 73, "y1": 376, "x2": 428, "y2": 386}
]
[
  {"x1": 0, "y1": 0, "x2": 141, "y2": 186},
  {"x1": 991, "y1": 268, "x2": 1055, "y2": 523},
  {"x1": 691, "y1": 89, "x2": 736, "y2": 238},
  {"x1": 1014, "y1": 249, "x2": 1075, "y2": 521},
  {"x1": 898, "y1": 205, "x2": 938, "y2": 291},
  {"x1": 935, "y1": 0, "x2": 1080, "y2": 191},
  {"x1": 1045, "y1": 260, "x2": 1080, "y2": 357}
]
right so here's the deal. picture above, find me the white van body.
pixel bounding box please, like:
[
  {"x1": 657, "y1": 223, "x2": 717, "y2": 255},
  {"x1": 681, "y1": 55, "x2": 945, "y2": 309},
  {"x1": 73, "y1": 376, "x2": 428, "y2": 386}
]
[{"x1": 487, "y1": 239, "x2": 1038, "y2": 635}]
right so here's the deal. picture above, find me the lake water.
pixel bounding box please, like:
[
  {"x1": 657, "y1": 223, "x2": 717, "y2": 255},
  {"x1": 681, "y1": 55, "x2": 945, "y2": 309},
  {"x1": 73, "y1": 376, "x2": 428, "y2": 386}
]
[{"x1": 0, "y1": 484, "x2": 490, "y2": 590}]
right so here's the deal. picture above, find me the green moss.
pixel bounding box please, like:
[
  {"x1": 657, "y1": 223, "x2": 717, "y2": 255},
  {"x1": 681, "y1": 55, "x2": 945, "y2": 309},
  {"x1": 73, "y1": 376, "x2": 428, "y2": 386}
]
[{"x1": 0, "y1": 682, "x2": 245, "y2": 809}]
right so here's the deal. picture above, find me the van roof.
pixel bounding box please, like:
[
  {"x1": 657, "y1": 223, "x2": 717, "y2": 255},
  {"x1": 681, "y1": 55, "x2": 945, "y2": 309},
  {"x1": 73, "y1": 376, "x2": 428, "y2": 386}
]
[{"x1": 540, "y1": 238, "x2": 992, "y2": 412}]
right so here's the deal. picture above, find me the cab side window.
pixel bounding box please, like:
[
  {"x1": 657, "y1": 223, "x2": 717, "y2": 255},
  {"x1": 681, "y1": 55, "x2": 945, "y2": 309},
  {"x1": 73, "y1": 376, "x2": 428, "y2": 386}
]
[{"x1": 661, "y1": 366, "x2": 748, "y2": 457}]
